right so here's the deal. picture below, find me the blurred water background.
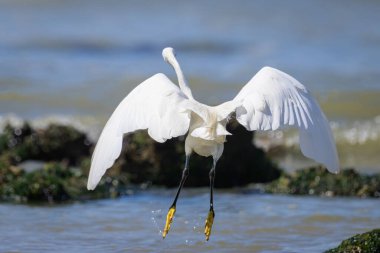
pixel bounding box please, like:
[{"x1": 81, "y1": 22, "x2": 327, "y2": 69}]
[
  {"x1": 1, "y1": 1, "x2": 380, "y2": 252},
  {"x1": 0, "y1": 0, "x2": 380, "y2": 172}
]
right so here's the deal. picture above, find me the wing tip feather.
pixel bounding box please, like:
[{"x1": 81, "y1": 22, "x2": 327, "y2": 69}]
[
  {"x1": 87, "y1": 174, "x2": 98, "y2": 190},
  {"x1": 326, "y1": 161, "x2": 340, "y2": 174}
]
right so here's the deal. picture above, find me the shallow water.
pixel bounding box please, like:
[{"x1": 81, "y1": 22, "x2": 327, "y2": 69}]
[{"x1": 1, "y1": 190, "x2": 379, "y2": 253}]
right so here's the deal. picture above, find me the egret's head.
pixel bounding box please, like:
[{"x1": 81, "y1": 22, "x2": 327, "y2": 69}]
[{"x1": 162, "y1": 47, "x2": 176, "y2": 63}]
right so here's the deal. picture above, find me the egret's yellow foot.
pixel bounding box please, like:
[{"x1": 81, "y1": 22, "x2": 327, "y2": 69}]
[
  {"x1": 204, "y1": 208, "x2": 215, "y2": 241},
  {"x1": 162, "y1": 206, "x2": 176, "y2": 238}
]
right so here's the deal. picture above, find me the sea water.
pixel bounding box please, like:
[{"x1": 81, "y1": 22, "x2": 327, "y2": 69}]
[
  {"x1": 0, "y1": 0, "x2": 379, "y2": 172},
  {"x1": 1, "y1": 190, "x2": 379, "y2": 253}
]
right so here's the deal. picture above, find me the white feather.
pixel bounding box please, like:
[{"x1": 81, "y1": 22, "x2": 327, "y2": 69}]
[
  {"x1": 88, "y1": 48, "x2": 340, "y2": 191},
  {"x1": 87, "y1": 73, "x2": 191, "y2": 190},
  {"x1": 233, "y1": 66, "x2": 339, "y2": 173}
]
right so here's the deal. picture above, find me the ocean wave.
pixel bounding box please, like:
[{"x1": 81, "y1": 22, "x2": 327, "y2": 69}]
[
  {"x1": 3, "y1": 39, "x2": 235, "y2": 56},
  {"x1": 1, "y1": 113, "x2": 379, "y2": 172},
  {"x1": 255, "y1": 116, "x2": 380, "y2": 150},
  {"x1": 0, "y1": 113, "x2": 102, "y2": 142},
  {"x1": 254, "y1": 116, "x2": 380, "y2": 173},
  {"x1": 333, "y1": 117, "x2": 380, "y2": 145},
  {"x1": 2, "y1": 113, "x2": 379, "y2": 149}
]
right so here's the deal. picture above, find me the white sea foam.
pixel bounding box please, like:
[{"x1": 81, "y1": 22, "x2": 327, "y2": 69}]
[
  {"x1": 254, "y1": 116, "x2": 380, "y2": 172},
  {"x1": 1, "y1": 113, "x2": 379, "y2": 172},
  {"x1": 0, "y1": 113, "x2": 102, "y2": 141},
  {"x1": 254, "y1": 116, "x2": 380, "y2": 150}
]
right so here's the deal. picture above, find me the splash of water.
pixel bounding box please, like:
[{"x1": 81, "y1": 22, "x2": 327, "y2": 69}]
[{"x1": 150, "y1": 209, "x2": 163, "y2": 236}]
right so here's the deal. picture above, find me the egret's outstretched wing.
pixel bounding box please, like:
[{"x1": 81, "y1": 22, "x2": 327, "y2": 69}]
[
  {"x1": 233, "y1": 67, "x2": 339, "y2": 173},
  {"x1": 87, "y1": 73, "x2": 191, "y2": 190}
]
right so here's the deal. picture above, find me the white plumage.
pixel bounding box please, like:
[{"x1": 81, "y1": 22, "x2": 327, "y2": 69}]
[{"x1": 87, "y1": 47, "x2": 339, "y2": 190}]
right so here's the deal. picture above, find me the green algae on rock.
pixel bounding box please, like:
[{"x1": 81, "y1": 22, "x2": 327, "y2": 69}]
[
  {"x1": 0, "y1": 119, "x2": 281, "y2": 202},
  {"x1": 266, "y1": 167, "x2": 380, "y2": 197},
  {"x1": 0, "y1": 155, "x2": 23, "y2": 199},
  {"x1": 1, "y1": 161, "x2": 130, "y2": 203},
  {"x1": 0, "y1": 123, "x2": 91, "y2": 165},
  {"x1": 1, "y1": 120, "x2": 379, "y2": 203},
  {"x1": 325, "y1": 229, "x2": 380, "y2": 253}
]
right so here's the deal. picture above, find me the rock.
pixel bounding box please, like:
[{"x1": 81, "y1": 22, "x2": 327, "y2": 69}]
[
  {"x1": 0, "y1": 123, "x2": 34, "y2": 158},
  {"x1": 325, "y1": 229, "x2": 380, "y2": 253},
  {"x1": 0, "y1": 119, "x2": 280, "y2": 191},
  {"x1": 119, "y1": 119, "x2": 281, "y2": 187},
  {"x1": 0, "y1": 123, "x2": 129, "y2": 202},
  {"x1": 33, "y1": 124, "x2": 92, "y2": 164},
  {"x1": 1, "y1": 161, "x2": 131, "y2": 203},
  {"x1": 4, "y1": 120, "x2": 379, "y2": 203},
  {"x1": 0, "y1": 155, "x2": 24, "y2": 199},
  {"x1": 11, "y1": 163, "x2": 73, "y2": 202},
  {"x1": 214, "y1": 120, "x2": 281, "y2": 187},
  {"x1": 0, "y1": 123, "x2": 92, "y2": 165},
  {"x1": 266, "y1": 167, "x2": 380, "y2": 197}
]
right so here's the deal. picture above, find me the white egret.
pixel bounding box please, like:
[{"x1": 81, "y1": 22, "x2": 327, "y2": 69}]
[{"x1": 87, "y1": 47, "x2": 339, "y2": 240}]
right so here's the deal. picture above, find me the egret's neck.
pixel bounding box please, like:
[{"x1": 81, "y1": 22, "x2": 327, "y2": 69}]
[{"x1": 169, "y1": 57, "x2": 194, "y2": 99}]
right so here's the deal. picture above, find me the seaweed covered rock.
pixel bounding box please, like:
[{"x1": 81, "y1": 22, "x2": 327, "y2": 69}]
[
  {"x1": 1, "y1": 120, "x2": 380, "y2": 202},
  {"x1": 0, "y1": 155, "x2": 24, "y2": 198},
  {"x1": 10, "y1": 163, "x2": 73, "y2": 202},
  {"x1": 0, "y1": 123, "x2": 92, "y2": 165},
  {"x1": 1, "y1": 161, "x2": 130, "y2": 203},
  {"x1": 0, "y1": 118, "x2": 280, "y2": 190},
  {"x1": 0, "y1": 123, "x2": 35, "y2": 162},
  {"x1": 30, "y1": 124, "x2": 92, "y2": 164},
  {"x1": 120, "y1": 119, "x2": 281, "y2": 187},
  {"x1": 214, "y1": 120, "x2": 281, "y2": 187},
  {"x1": 266, "y1": 167, "x2": 380, "y2": 197},
  {"x1": 325, "y1": 229, "x2": 380, "y2": 253}
]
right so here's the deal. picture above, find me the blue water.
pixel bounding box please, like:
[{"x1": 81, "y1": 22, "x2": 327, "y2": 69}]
[
  {"x1": 1, "y1": 190, "x2": 379, "y2": 253},
  {"x1": 1, "y1": 0, "x2": 380, "y2": 111},
  {"x1": 0, "y1": 0, "x2": 380, "y2": 172}
]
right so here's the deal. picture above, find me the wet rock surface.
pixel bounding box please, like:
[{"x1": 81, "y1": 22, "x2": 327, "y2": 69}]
[
  {"x1": 325, "y1": 229, "x2": 380, "y2": 253},
  {"x1": 0, "y1": 123, "x2": 91, "y2": 165},
  {"x1": 0, "y1": 120, "x2": 280, "y2": 202},
  {"x1": 0, "y1": 121, "x2": 379, "y2": 203},
  {"x1": 0, "y1": 123, "x2": 127, "y2": 202},
  {"x1": 265, "y1": 167, "x2": 380, "y2": 198},
  {"x1": 120, "y1": 120, "x2": 281, "y2": 188}
]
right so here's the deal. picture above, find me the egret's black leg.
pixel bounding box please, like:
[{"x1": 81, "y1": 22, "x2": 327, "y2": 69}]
[
  {"x1": 162, "y1": 155, "x2": 190, "y2": 238},
  {"x1": 171, "y1": 157, "x2": 190, "y2": 207},
  {"x1": 205, "y1": 160, "x2": 216, "y2": 241}
]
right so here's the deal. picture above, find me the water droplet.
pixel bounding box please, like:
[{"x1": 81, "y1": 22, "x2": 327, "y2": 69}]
[{"x1": 150, "y1": 209, "x2": 163, "y2": 236}]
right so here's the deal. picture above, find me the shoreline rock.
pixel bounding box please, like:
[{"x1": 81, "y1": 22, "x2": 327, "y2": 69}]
[
  {"x1": 0, "y1": 121, "x2": 379, "y2": 203},
  {"x1": 325, "y1": 229, "x2": 380, "y2": 253},
  {"x1": 265, "y1": 167, "x2": 380, "y2": 198}
]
